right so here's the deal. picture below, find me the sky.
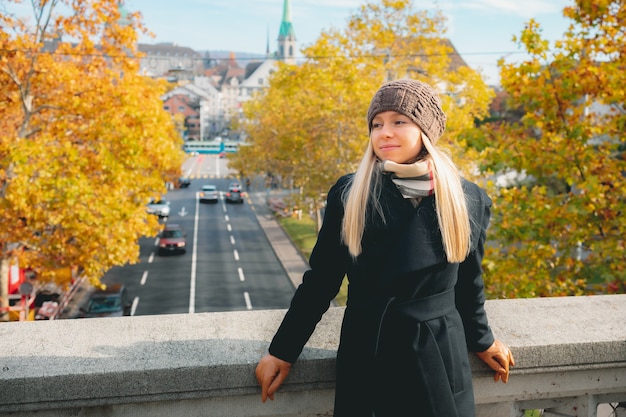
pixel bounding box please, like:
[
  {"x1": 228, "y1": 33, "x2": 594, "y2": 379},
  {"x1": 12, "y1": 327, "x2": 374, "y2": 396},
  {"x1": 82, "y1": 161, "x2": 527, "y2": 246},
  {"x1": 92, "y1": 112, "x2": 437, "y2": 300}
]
[{"x1": 125, "y1": 0, "x2": 573, "y2": 85}]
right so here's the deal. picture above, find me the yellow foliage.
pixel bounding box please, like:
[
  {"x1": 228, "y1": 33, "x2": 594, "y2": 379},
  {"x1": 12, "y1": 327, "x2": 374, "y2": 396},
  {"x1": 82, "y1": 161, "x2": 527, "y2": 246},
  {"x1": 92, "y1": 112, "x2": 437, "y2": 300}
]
[
  {"x1": 480, "y1": 0, "x2": 626, "y2": 297},
  {"x1": 233, "y1": 0, "x2": 494, "y2": 209},
  {"x1": 0, "y1": 0, "x2": 185, "y2": 287}
]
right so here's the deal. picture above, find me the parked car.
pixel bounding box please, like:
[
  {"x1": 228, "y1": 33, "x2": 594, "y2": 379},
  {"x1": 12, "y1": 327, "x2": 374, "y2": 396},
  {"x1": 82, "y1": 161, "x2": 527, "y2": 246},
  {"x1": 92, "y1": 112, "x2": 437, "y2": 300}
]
[
  {"x1": 178, "y1": 176, "x2": 191, "y2": 188},
  {"x1": 157, "y1": 224, "x2": 187, "y2": 255},
  {"x1": 79, "y1": 283, "x2": 131, "y2": 318},
  {"x1": 199, "y1": 184, "x2": 219, "y2": 203},
  {"x1": 146, "y1": 198, "x2": 170, "y2": 218},
  {"x1": 225, "y1": 186, "x2": 244, "y2": 204}
]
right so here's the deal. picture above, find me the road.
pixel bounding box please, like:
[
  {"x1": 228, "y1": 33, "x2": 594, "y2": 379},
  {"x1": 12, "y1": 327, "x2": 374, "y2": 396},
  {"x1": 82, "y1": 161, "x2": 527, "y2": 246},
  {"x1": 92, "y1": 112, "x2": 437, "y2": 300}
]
[{"x1": 100, "y1": 153, "x2": 299, "y2": 316}]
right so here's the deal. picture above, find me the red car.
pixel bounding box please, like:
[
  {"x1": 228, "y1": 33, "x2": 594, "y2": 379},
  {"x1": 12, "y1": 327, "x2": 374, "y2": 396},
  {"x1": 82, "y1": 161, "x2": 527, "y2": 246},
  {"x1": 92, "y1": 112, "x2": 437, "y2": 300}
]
[{"x1": 157, "y1": 224, "x2": 187, "y2": 255}]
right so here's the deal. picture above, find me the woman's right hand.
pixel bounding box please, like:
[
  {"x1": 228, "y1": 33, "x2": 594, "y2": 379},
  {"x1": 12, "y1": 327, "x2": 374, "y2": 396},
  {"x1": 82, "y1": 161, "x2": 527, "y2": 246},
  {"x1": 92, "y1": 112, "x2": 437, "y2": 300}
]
[{"x1": 255, "y1": 353, "x2": 292, "y2": 402}]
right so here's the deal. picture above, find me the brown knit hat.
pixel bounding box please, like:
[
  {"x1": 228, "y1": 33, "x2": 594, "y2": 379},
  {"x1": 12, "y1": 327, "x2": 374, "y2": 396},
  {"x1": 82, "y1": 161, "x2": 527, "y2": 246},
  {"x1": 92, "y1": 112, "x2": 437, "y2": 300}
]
[{"x1": 367, "y1": 79, "x2": 447, "y2": 143}]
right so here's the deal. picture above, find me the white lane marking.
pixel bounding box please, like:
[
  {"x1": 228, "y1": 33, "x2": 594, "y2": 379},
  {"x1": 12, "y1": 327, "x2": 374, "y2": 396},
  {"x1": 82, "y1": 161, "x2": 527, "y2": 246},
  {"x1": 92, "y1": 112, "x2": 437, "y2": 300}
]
[
  {"x1": 189, "y1": 194, "x2": 200, "y2": 314},
  {"x1": 225, "y1": 215, "x2": 229, "y2": 222},
  {"x1": 227, "y1": 223, "x2": 232, "y2": 232},
  {"x1": 230, "y1": 235, "x2": 235, "y2": 245},
  {"x1": 238, "y1": 267, "x2": 245, "y2": 282},
  {"x1": 233, "y1": 249, "x2": 239, "y2": 261},
  {"x1": 243, "y1": 291, "x2": 252, "y2": 310},
  {"x1": 148, "y1": 252, "x2": 155, "y2": 263},
  {"x1": 130, "y1": 296, "x2": 139, "y2": 316},
  {"x1": 140, "y1": 270, "x2": 148, "y2": 285}
]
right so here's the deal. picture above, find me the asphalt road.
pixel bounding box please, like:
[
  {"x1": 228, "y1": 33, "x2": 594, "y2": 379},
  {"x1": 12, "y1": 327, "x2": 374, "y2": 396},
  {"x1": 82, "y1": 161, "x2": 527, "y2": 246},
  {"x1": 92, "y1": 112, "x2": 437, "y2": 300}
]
[{"x1": 99, "y1": 154, "x2": 300, "y2": 316}]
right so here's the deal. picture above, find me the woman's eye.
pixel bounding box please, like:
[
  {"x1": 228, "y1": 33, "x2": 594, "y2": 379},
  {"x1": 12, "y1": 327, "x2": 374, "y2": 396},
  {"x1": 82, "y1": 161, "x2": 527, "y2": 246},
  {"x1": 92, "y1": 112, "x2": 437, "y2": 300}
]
[
  {"x1": 395, "y1": 120, "x2": 406, "y2": 125},
  {"x1": 372, "y1": 122, "x2": 382, "y2": 129}
]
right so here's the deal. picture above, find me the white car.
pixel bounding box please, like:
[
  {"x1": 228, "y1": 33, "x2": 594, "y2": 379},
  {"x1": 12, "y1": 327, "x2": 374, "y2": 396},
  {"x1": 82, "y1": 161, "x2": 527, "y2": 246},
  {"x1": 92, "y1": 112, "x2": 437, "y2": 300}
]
[
  {"x1": 199, "y1": 184, "x2": 219, "y2": 203},
  {"x1": 146, "y1": 199, "x2": 170, "y2": 218}
]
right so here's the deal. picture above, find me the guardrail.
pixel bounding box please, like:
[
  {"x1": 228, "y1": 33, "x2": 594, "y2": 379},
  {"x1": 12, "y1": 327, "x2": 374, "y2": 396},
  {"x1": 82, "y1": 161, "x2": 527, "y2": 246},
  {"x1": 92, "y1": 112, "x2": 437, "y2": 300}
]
[{"x1": 0, "y1": 294, "x2": 624, "y2": 417}]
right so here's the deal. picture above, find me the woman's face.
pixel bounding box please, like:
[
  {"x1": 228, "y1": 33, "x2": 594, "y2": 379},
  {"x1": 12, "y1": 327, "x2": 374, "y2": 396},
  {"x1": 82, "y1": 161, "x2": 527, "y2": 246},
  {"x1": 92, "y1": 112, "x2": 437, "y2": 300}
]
[{"x1": 370, "y1": 111, "x2": 423, "y2": 164}]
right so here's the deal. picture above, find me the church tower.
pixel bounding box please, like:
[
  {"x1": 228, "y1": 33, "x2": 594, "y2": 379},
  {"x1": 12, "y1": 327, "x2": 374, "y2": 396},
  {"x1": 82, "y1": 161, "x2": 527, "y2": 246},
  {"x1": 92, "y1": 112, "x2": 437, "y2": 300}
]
[
  {"x1": 116, "y1": 1, "x2": 131, "y2": 27},
  {"x1": 277, "y1": 0, "x2": 297, "y2": 64}
]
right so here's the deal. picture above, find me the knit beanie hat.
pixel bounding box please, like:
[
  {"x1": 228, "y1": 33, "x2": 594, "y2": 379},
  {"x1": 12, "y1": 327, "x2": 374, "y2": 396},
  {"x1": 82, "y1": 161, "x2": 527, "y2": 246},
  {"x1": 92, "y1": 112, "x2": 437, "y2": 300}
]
[{"x1": 367, "y1": 79, "x2": 447, "y2": 143}]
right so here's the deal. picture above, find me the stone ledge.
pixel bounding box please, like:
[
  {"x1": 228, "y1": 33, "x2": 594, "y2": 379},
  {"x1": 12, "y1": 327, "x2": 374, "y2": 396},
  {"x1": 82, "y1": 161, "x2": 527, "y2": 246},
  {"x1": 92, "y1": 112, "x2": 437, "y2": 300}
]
[{"x1": 0, "y1": 294, "x2": 624, "y2": 416}]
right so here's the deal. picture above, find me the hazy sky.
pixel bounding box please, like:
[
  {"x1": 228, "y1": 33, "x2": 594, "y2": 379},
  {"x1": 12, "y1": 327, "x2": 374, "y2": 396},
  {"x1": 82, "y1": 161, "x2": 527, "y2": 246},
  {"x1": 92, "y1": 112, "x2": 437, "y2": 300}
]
[{"x1": 127, "y1": 0, "x2": 572, "y2": 85}]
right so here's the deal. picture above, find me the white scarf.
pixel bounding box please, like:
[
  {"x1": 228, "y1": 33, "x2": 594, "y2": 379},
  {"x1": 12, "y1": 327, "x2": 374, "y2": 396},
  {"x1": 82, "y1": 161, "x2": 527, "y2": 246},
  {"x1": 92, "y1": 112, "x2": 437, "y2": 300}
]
[{"x1": 380, "y1": 159, "x2": 435, "y2": 198}]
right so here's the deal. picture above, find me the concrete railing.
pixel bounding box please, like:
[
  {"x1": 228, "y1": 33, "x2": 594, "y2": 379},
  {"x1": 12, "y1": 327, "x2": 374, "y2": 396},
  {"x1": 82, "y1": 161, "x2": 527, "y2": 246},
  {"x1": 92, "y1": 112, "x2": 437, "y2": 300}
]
[{"x1": 1, "y1": 294, "x2": 625, "y2": 417}]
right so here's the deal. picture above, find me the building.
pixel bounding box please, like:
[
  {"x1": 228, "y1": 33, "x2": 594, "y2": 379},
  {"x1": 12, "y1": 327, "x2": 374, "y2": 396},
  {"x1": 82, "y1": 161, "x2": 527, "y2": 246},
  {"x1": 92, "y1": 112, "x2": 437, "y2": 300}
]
[
  {"x1": 138, "y1": 43, "x2": 203, "y2": 80},
  {"x1": 203, "y1": 53, "x2": 246, "y2": 124},
  {"x1": 276, "y1": 0, "x2": 297, "y2": 65},
  {"x1": 145, "y1": 0, "x2": 296, "y2": 139},
  {"x1": 147, "y1": 0, "x2": 471, "y2": 142},
  {"x1": 238, "y1": 59, "x2": 278, "y2": 109},
  {"x1": 161, "y1": 82, "x2": 222, "y2": 141}
]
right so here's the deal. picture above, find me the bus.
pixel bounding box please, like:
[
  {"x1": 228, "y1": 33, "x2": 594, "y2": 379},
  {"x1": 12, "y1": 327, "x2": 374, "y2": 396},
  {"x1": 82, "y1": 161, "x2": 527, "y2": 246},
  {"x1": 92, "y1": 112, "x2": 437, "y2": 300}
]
[{"x1": 182, "y1": 140, "x2": 240, "y2": 155}]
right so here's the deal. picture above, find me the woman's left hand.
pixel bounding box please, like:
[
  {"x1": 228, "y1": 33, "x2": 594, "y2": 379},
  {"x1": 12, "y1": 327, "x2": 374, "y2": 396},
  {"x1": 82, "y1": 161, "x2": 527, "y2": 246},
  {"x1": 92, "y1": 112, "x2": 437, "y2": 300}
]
[{"x1": 475, "y1": 339, "x2": 515, "y2": 383}]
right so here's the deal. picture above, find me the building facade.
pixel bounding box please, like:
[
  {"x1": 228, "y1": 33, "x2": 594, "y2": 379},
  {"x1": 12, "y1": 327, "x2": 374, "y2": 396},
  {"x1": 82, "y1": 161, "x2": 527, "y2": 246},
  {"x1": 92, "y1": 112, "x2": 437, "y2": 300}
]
[
  {"x1": 145, "y1": 0, "x2": 470, "y2": 144},
  {"x1": 144, "y1": 0, "x2": 297, "y2": 142}
]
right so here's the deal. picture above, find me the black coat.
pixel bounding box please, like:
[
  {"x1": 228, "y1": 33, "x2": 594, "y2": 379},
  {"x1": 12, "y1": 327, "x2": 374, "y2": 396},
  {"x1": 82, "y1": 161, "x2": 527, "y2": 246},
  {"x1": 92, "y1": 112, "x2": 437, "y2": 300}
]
[{"x1": 269, "y1": 173, "x2": 495, "y2": 417}]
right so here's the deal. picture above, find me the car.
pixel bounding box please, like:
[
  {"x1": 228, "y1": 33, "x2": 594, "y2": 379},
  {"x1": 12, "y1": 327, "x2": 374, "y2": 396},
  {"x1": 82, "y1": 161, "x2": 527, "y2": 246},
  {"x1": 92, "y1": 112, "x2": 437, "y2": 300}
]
[
  {"x1": 146, "y1": 198, "x2": 170, "y2": 218},
  {"x1": 225, "y1": 186, "x2": 244, "y2": 204},
  {"x1": 79, "y1": 283, "x2": 131, "y2": 318},
  {"x1": 229, "y1": 182, "x2": 242, "y2": 190},
  {"x1": 178, "y1": 176, "x2": 191, "y2": 188},
  {"x1": 199, "y1": 184, "x2": 219, "y2": 203},
  {"x1": 157, "y1": 224, "x2": 187, "y2": 255}
]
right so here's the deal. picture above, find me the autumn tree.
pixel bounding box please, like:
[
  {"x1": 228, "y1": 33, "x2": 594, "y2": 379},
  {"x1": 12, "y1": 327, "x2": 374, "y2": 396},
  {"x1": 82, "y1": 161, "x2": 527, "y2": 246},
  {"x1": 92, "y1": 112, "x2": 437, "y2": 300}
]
[
  {"x1": 477, "y1": 0, "x2": 626, "y2": 297},
  {"x1": 0, "y1": 0, "x2": 185, "y2": 319},
  {"x1": 230, "y1": 0, "x2": 494, "y2": 222}
]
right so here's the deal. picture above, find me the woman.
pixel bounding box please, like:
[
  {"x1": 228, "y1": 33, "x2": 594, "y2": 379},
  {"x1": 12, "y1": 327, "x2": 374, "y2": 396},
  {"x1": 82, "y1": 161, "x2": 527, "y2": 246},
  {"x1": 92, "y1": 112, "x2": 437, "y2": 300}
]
[{"x1": 256, "y1": 78, "x2": 515, "y2": 417}]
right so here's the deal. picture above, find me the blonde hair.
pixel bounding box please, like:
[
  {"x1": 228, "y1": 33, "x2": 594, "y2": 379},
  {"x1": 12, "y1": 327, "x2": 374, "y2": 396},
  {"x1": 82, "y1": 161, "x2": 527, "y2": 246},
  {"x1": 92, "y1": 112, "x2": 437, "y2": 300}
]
[{"x1": 341, "y1": 133, "x2": 471, "y2": 263}]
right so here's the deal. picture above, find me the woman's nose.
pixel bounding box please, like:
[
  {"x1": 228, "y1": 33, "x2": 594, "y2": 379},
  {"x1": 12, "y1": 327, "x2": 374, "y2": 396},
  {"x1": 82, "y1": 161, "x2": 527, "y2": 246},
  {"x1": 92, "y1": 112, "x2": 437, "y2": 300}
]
[{"x1": 378, "y1": 125, "x2": 393, "y2": 138}]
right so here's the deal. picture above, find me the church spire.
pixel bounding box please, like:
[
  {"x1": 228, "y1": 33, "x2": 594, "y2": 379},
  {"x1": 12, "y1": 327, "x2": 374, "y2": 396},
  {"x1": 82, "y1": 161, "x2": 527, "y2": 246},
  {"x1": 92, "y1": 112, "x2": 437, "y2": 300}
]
[
  {"x1": 277, "y1": 0, "x2": 297, "y2": 64},
  {"x1": 117, "y1": 1, "x2": 131, "y2": 27}
]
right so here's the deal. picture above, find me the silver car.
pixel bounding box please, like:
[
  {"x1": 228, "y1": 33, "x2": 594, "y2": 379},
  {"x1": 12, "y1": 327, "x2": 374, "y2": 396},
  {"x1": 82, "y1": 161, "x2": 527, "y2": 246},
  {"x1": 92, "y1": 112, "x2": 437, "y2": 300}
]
[
  {"x1": 146, "y1": 199, "x2": 170, "y2": 218},
  {"x1": 199, "y1": 184, "x2": 219, "y2": 203}
]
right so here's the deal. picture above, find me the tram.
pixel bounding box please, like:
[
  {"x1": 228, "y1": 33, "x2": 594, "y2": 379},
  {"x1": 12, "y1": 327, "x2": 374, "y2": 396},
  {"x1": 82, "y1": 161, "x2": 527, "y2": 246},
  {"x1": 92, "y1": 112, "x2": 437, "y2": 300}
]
[{"x1": 182, "y1": 140, "x2": 239, "y2": 155}]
